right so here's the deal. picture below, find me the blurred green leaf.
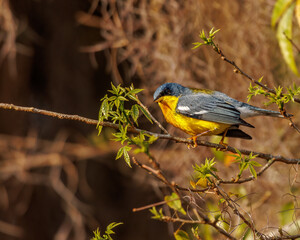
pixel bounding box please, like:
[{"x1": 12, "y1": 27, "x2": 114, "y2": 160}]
[
  {"x1": 149, "y1": 207, "x2": 164, "y2": 220},
  {"x1": 271, "y1": 0, "x2": 294, "y2": 27},
  {"x1": 91, "y1": 222, "x2": 123, "y2": 240},
  {"x1": 210, "y1": 136, "x2": 226, "y2": 161},
  {"x1": 279, "y1": 202, "x2": 294, "y2": 226},
  {"x1": 296, "y1": 0, "x2": 300, "y2": 27},
  {"x1": 105, "y1": 222, "x2": 123, "y2": 236},
  {"x1": 276, "y1": 2, "x2": 299, "y2": 76},
  {"x1": 165, "y1": 192, "x2": 186, "y2": 215},
  {"x1": 174, "y1": 230, "x2": 190, "y2": 240}
]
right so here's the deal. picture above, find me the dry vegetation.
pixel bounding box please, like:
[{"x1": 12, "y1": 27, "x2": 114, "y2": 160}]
[{"x1": 0, "y1": 0, "x2": 299, "y2": 239}]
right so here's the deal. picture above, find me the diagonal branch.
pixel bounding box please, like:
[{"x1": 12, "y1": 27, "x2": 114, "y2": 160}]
[{"x1": 211, "y1": 44, "x2": 300, "y2": 104}]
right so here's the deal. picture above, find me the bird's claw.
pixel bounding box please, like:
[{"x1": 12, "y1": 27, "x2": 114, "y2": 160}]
[
  {"x1": 217, "y1": 140, "x2": 228, "y2": 151},
  {"x1": 187, "y1": 136, "x2": 197, "y2": 149}
]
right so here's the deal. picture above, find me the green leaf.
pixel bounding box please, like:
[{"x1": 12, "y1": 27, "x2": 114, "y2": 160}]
[
  {"x1": 128, "y1": 88, "x2": 143, "y2": 95},
  {"x1": 296, "y1": 0, "x2": 300, "y2": 30},
  {"x1": 271, "y1": 0, "x2": 294, "y2": 27},
  {"x1": 101, "y1": 99, "x2": 110, "y2": 119},
  {"x1": 191, "y1": 226, "x2": 200, "y2": 239},
  {"x1": 137, "y1": 105, "x2": 153, "y2": 123},
  {"x1": 276, "y1": 2, "x2": 299, "y2": 76},
  {"x1": 91, "y1": 228, "x2": 103, "y2": 240},
  {"x1": 116, "y1": 146, "x2": 132, "y2": 167},
  {"x1": 97, "y1": 124, "x2": 103, "y2": 136},
  {"x1": 116, "y1": 147, "x2": 124, "y2": 160},
  {"x1": 279, "y1": 202, "x2": 294, "y2": 226},
  {"x1": 174, "y1": 230, "x2": 190, "y2": 240},
  {"x1": 149, "y1": 207, "x2": 164, "y2": 220},
  {"x1": 110, "y1": 82, "x2": 118, "y2": 94},
  {"x1": 131, "y1": 104, "x2": 139, "y2": 124},
  {"x1": 117, "y1": 96, "x2": 128, "y2": 101},
  {"x1": 123, "y1": 146, "x2": 131, "y2": 167},
  {"x1": 249, "y1": 164, "x2": 257, "y2": 179},
  {"x1": 105, "y1": 222, "x2": 123, "y2": 235},
  {"x1": 165, "y1": 193, "x2": 186, "y2": 215},
  {"x1": 192, "y1": 42, "x2": 204, "y2": 49},
  {"x1": 250, "y1": 161, "x2": 262, "y2": 167}
]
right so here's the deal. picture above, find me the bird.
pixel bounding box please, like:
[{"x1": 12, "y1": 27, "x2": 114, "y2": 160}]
[{"x1": 153, "y1": 83, "x2": 284, "y2": 147}]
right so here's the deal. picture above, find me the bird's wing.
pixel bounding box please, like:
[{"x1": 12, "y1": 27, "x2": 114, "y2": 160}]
[{"x1": 176, "y1": 94, "x2": 254, "y2": 128}]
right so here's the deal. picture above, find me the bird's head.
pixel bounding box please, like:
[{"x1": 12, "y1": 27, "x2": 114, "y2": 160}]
[{"x1": 153, "y1": 83, "x2": 188, "y2": 102}]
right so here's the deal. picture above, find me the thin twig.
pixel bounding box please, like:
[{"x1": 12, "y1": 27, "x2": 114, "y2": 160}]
[
  {"x1": 0, "y1": 103, "x2": 299, "y2": 165},
  {"x1": 133, "y1": 157, "x2": 236, "y2": 239},
  {"x1": 161, "y1": 215, "x2": 236, "y2": 240},
  {"x1": 219, "y1": 159, "x2": 275, "y2": 184},
  {"x1": 214, "y1": 184, "x2": 266, "y2": 239},
  {"x1": 135, "y1": 95, "x2": 169, "y2": 135},
  {"x1": 287, "y1": 116, "x2": 300, "y2": 134},
  {"x1": 269, "y1": 233, "x2": 300, "y2": 240},
  {"x1": 212, "y1": 45, "x2": 300, "y2": 104},
  {"x1": 284, "y1": 32, "x2": 300, "y2": 54},
  {"x1": 132, "y1": 156, "x2": 177, "y2": 193},
  {"x1": 132, "y1": 200, "x2": 169, "y2": 212}
]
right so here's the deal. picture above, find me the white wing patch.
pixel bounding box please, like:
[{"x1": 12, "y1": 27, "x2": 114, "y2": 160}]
[
  {"x1": 194, "y1": 110, "x2": 208, "y2": 115},
  {"x1": 177, "y1": 106, "x2": 190, "y2": 111}
]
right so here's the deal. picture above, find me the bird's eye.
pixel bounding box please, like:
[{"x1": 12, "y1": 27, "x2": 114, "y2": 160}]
[{"x1": 165, "y1": 89, "x2": 171, "y2": 95}]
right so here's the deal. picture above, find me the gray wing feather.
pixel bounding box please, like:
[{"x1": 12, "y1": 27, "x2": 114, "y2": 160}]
[{"x1": 176, "y1": 94, "x2": 254, "y2": 128}]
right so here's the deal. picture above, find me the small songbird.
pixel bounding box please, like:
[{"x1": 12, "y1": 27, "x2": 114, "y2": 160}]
[{"x1": 153, "y1": 83, "x2": 283, "y2": 146}]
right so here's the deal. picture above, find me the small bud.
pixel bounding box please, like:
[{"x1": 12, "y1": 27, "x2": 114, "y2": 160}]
[
  {"x1": 221, "y1": 56, "x2": 225, "y2": 60},
  {"x1": 289, "y1": 122, "x2": 293, "y2": 127},
  {"x1": 233, "y1": 69, "x2": 239, "y2": 73}
]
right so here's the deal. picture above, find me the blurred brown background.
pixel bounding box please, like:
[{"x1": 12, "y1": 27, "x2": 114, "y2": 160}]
[{"x1": 0, "y1": 0, "x2": 299, "y2": 239}]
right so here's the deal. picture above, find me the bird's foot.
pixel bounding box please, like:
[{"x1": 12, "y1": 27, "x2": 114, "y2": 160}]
[
  {"x1": 217, "y1": 140, "x2": 228, "y2": 151},
  {"x1": 187, "y1": 136, "x2": 197, "y2": 149}
]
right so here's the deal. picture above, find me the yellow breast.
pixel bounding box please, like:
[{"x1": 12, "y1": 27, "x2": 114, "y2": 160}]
[{"x1": 157, "y1": 96, "x2": 230, "y2": 136}]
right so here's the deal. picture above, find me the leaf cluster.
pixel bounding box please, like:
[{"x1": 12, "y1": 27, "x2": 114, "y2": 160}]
[
  {"x1": 114, "y1": 130, "x2": 157, "y2": 167},
  {"x1": 233, "y1": 149, "x2": 260, "y2": 180},
  {"x1": 97, "y1": 83, "x2": 147, "y2": 134},
  {"x1": 97, "y1": 83, "x2": 156, "y2": 167},
  {"x1": 248, "y1": 79, "x2": 300, "y2": 110},
  {"x1": 191, "y1": 158, "x2": 218, "y2": 188},
  {"x1": 91, "y1": 222, "x2": 123, "y2": 240},
  {"x1": 192, "y1": 28, "x2": 220, "y2": 49}
]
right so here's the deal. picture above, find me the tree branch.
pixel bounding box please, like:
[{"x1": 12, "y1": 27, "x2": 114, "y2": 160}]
[
  {"x1": 219, "y1": 159, "x2": 275, "y2": 184},
  {"x1": 0, "y1": 103, "x2": 299, "y2": 165}
]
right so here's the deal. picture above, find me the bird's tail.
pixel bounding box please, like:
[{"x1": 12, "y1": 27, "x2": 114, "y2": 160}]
[
  {"x1": 254, "y1": 108, "x2": 283, "y2": 117},
  {"x1": 252, "y1": 107, "x2": 294, "y2": 118},
  {"x1": 247, "y1": 105, "x2": 294, "y2": 118},
  {"x1": 218, "y1": 129, "x2": 252, "y2": 140}
]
